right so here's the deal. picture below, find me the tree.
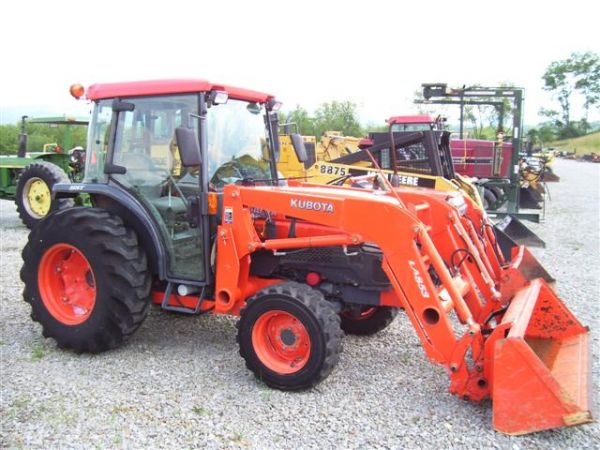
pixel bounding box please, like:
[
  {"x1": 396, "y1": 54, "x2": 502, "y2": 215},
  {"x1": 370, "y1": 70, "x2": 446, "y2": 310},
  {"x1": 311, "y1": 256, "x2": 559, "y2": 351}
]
[
  {"x1": 542, "y1": 51, "x2": 600, "y2": 130},
  {"x1": 572, "y1": 52, "x2": 600, "y2": 123},
  {"x1": 0, "y1": 122, "x2": 87, "y2": 155},
  {"x1": 0, "y1": 124, "x2": 19, "y2": 154},
  {"x1": 281, "y1": 101, "x2": 365, "y2": 138},
  {"x1": 543, "y1": 59, "x2": 574, "y2": 126},
  {"x1": 312, "y1": 101, "x2": 363, "y2": 137},
  {"x1": 282, "y1": 105, "x2": 316, "y2": 136}
]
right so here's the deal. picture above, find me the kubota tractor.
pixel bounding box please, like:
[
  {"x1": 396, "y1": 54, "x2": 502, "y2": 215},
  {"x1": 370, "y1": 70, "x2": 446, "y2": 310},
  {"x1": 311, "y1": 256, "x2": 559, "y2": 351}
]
[{"x1": 21, "y1": 80, "x2": 592, "y2": 435}]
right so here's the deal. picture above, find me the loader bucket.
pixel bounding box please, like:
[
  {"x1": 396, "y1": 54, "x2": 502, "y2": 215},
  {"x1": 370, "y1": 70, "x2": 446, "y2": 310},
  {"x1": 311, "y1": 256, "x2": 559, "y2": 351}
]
[
  {"x1": 492, "y1": 279, "x2": 593, "y2": 435},
  {"x1": 510, "y1": 244, "x2": 555, "y2": 284},
  {"x1": 519, "y1": 187, "x2": 544, "y2": 209},
  {"x1": 494, "y1": 215, "x2": 545, "y2": 250}
]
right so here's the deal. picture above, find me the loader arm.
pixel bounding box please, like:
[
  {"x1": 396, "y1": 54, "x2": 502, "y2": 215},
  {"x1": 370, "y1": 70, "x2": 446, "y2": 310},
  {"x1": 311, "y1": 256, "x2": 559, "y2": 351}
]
[
  {"x1": 216, "y1": 184, "x2": 490, "y2": 394},
  {"x1": 216, "y1": 183, "x2": 592, "y2": 434}
]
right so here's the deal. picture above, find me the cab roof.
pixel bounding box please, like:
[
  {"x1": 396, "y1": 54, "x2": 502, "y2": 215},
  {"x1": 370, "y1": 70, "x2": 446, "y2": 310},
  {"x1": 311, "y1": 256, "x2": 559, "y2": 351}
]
[
  {"x1": 85, "y1": 79, "x2": 274, "y2": 104},
  {"x1": 387, "y1": 115, "x2": 435, "y2": 125}
]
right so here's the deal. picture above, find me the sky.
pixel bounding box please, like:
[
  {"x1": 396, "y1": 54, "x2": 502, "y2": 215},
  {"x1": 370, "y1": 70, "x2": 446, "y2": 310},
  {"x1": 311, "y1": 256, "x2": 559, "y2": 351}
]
[{"x1": 1, "y1": 0, "x2": 598, "y2": 128}]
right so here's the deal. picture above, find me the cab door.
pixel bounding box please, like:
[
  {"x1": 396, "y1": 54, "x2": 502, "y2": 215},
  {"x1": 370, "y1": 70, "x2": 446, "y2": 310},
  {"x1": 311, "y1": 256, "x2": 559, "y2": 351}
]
[{"x1": 109, "y1": 94, "x2": 206, "y2": 282}]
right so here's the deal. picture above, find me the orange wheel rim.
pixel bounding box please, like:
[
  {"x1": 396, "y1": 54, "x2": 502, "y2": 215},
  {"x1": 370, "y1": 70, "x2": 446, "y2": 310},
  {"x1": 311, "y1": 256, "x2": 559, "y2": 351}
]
[
  {"x1": 251, "y1": 310, "x2": 311, "y2": 374},
  {"x1": 38, "y1": 243, "x2": 96, "y2": 325}
]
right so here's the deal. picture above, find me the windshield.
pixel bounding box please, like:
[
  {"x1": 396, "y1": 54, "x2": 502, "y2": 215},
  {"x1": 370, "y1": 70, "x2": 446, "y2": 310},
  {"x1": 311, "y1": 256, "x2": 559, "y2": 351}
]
[
  {"x1": 390, "y1": 123, "x2": 434, "y2": 132},
  {"x1": 206, "y1": 99, "x2": 270, "y2": 187}
]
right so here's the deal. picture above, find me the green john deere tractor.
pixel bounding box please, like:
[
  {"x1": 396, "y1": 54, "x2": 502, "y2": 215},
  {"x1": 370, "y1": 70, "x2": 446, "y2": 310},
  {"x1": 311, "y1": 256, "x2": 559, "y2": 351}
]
[{"x1": 0, "y1": 115, "x2": 88, "y2": 227}]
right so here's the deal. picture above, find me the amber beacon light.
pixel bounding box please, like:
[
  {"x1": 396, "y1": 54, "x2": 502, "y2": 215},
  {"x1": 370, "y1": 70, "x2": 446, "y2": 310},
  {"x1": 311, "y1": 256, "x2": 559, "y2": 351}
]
[{"x1": 69, "y1": 83, "x2": 85, "y2": 99}]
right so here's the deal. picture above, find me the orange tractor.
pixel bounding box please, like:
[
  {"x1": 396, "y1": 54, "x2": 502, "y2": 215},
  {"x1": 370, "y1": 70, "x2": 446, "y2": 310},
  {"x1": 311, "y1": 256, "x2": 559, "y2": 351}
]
[{"x1": 21, "y1": 80, "x2": 592, "y2": 435}]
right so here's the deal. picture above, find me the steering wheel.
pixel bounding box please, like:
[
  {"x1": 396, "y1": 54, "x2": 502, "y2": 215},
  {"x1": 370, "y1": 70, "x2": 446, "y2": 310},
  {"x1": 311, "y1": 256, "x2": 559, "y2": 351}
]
[{"x1": 211, "y1": 161, "x2": 245, "y2": 187}]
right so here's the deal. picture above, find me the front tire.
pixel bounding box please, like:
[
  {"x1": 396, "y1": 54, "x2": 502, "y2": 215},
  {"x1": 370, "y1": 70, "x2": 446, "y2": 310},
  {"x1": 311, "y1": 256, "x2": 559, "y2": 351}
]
[
  {"x1": 237, "y1": 282, "x2": 343, "y2": 390},
  {"x1": 15, "y1": 161, "x2": 74, "y2": 228},
  {"x1": 20, "y1": 207, "x2": 151, "y2": 353}
]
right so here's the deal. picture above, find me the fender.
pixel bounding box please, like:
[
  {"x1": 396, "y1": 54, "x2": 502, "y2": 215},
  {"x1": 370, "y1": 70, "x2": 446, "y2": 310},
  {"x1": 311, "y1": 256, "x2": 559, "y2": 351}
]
[{"x1": 53, "y1": 182, "x2": 167, "y2": 278}]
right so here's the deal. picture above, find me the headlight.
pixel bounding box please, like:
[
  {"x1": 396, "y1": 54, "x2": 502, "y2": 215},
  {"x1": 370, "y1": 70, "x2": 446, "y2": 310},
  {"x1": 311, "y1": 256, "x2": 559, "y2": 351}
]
[
  {"x1": 209, "y1": 90, "x2": 229, "y2": 104},
  {"x1": 446, "y1": 193, "x2": 468, "y2": 216}
]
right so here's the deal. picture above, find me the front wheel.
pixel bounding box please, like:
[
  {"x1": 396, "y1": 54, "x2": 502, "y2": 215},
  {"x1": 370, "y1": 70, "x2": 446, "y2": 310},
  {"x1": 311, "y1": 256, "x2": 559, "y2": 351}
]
[
  {"x1": 20, "y1": 207, "x2": 152, "y2": 353},
  {"x1": 237, "y1": 282, "x2": 343, "y2": 390},
  {"x1": 340, "y1": 305, "x2": 398, "y2": 335}
]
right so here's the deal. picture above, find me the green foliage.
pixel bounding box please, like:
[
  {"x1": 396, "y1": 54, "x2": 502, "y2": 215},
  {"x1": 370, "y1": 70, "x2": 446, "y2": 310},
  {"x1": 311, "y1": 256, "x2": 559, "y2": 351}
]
[
  {"x1": 313, "y1": 101, "x2": 363, "y2": 137},
  {"x1": 283, "y1": 101, "x2": 365, "y2": 138},
  {"x1": 542, "y1": 51, "x2": 600, "y2": 127},
  {"x1": 537, "y1": 125, "x2": 558, "y2": 144},
  {"x1": 192, "y1": 405, "x2": 210, "y2": 416},
  {"x1": 526, "y1": 126, "x2": 559, "y2": 146},
  {"x1": 572, "y1": 52, "x2": 600, "y2": 121},
  {"x1": 529, "y1": 119, "x2": 592, "y2": 144},
  {"x1": 283, "y1": 105, "x2": 317, "y2": 136},
  {"x1": 0, "y1": 122, "x2": 87, "y2": 155},
  {"x1": 363, "y1": 122, "x2": 388, "y2": 133},
  {"x1": 0, "y1": 124, "x2": 19, "y2": 153},
  {"x1": 549, "y1": 131, "x2": 600, "y2": 155},
  {"x1": 30, "y1": 342, "x2": 45, "y2": 360}
]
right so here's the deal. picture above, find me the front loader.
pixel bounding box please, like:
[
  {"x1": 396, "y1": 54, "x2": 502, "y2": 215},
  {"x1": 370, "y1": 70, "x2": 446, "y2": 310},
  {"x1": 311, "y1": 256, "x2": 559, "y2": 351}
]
[{"x1": 21, "y1": 80, "x2": 592, "y2": 435}]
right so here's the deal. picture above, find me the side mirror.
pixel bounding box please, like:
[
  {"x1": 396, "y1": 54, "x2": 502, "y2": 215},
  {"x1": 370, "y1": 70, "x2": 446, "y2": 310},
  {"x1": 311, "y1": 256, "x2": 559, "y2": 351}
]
[
  {"x1": 175, "y1": 127, "x2": 202, "y2": 167},
  {"x1": 290, "y1": 133, "x2": 308, "y2": 163}
]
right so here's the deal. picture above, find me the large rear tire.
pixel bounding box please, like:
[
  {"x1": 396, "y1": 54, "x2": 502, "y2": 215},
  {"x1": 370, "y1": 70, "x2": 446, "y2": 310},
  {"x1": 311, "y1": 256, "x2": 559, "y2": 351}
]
[
  {"x1": 340, "y1": 305, "x2": 398, "y2": 336},
  {"x1": 237, "y1": 282, "x2": 343, "y2": 390},
  {"x1": 20, "y1": 207, "x2": 151, "y2": 353},
  {"x1": 482, "y1": 188, "x2": 497, "y2": 210},
  {"x1": 15, "y1": 161, "x2": 74, "y2": 228}
]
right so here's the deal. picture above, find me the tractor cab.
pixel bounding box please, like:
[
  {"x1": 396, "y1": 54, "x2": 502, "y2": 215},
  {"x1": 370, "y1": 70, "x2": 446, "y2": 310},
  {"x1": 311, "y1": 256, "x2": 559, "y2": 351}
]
[{"x1": 59, "y1": 80, "x2": 283, "y2": 285}]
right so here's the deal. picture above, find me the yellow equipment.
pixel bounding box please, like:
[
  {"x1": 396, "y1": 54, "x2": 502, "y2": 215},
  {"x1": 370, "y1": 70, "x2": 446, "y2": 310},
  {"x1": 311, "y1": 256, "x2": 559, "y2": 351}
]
[
  {"x1": 278, "y1": 129, "x2": 547, "y2": 252},
  {"x1": 279, "y1": 132, "x2": 486, "y2": 209}
]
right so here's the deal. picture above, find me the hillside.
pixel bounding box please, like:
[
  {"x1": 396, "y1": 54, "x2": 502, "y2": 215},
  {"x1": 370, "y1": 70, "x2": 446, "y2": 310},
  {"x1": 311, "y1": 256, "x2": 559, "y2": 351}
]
[{"x1": 549, "y1": 131, "x2": 600, "y2": 155}]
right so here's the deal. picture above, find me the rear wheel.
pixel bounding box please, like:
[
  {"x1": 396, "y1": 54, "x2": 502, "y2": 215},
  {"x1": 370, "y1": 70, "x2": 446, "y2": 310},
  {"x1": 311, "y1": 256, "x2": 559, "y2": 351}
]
[
  {"x1": 21, "y1": 207, "x2": 151, "y2": 352},
  {"x1": 15, "y1": 161, "x2": 74, "y2": 228},
  {"x1": 340, "y1": 305, "x2": 398, "y2": 335},
  {"x1": 490, "y1": 186, "x2": 505, "y2": 203},
  {"x1": 482, "y1": 188, "x2": 497, "y2": 210},
  {"x1": 237, "y1": 282, "x2": 343, "y2": 390}
]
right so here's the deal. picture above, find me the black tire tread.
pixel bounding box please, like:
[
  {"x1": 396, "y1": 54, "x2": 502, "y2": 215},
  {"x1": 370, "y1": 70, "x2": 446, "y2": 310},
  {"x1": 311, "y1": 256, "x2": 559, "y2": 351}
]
[
  {"x1": 21, "y1": 207, "x2": 151, "y2": 353},
  {"x1": 15, "y1": 161, "x2": 74, "y2": 228},
  {"x1": 340, "y1": 306, "x2": 398, "y2": 335},
  {"x1": 237, "y1": 281, "x2": 343, "y2": 391}
]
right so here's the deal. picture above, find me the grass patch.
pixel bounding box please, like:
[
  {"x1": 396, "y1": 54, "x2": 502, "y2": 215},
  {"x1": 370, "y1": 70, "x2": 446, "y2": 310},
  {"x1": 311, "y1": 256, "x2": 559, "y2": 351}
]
[
  {"x1": 231, "y1": 430, "x2": 249, "y2": 447},
  {"x1": 192, "y1": 405, "x2": 210, "y2": 416},
  {"x1": 112, "y1": 404, "x2": 135, "y2": 414},
  {"x1": 549, "y1": 131, "x2": 600, "y2": 155},
  {"x1": 259, "y1": 388, "x2": 273, "y2": 402},
  {"x1": 30, "y1": 342, "x2": 45, "y2": 360},
  {"x1": 5, "y1": 395, "x2": 31, "y2": 420}
]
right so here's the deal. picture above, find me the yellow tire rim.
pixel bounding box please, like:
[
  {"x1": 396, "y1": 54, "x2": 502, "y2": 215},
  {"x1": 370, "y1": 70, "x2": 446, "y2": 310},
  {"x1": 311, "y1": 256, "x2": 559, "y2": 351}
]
[{"x1": 23, "y1": 177, "x2": 51, "y2": 218}]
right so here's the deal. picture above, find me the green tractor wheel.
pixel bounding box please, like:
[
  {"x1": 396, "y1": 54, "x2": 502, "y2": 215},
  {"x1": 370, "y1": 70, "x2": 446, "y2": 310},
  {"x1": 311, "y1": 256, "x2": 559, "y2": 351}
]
[{"x1": 15, "y1": 161, "x2": 74, "y2": 228}]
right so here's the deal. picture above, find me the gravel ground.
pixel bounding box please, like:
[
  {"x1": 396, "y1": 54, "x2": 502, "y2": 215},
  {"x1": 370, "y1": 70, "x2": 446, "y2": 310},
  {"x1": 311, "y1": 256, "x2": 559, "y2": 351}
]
[{"x1": 1, "y1": 158, "x2": 599, "y2": 449}]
